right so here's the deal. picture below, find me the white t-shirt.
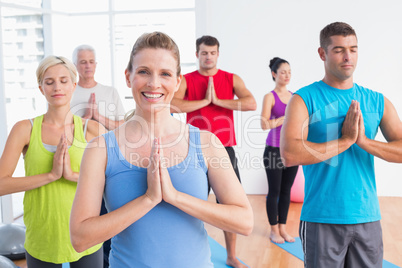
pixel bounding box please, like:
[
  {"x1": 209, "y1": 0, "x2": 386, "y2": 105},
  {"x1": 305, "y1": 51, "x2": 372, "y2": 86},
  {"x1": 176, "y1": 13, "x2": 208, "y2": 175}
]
[{"x1": 70, "y1": 83, "x2": 126, "y2": 121}]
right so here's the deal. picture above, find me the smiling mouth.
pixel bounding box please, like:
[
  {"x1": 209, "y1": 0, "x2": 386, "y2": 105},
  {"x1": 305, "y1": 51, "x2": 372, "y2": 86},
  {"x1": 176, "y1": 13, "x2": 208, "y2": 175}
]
[{"x1": 142, "y1": 92, "x2": 163, "y2": 99}]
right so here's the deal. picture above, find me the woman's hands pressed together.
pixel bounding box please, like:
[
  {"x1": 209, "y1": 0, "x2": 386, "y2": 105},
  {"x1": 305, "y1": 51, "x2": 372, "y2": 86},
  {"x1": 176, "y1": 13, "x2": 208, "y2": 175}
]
[
  {"x1": 146, "y1": 138, "x2": 179, "y2": 206},
  {"x1": 50, "y1": 133, "x2": 78, "y2": 182}
]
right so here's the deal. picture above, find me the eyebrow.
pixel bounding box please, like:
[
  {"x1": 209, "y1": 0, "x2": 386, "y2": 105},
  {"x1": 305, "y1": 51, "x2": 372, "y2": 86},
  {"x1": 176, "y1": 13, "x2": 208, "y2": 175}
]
[
  {"x1": 44, "y1": 76, "x2": 69, "y2": 80},
  {"x1": 332, "y1": 45, "x2": 358, "y2": 50},
  {"x1": 136, "y1": 66, "x2": 175, "y2": 72}
]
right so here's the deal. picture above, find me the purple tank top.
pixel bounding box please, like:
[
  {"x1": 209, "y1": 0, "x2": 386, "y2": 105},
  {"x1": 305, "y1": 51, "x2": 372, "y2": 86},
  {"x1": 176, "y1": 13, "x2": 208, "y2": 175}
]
[{"x1": 266, "y1": 90, "x2": 290, "y2": 147}]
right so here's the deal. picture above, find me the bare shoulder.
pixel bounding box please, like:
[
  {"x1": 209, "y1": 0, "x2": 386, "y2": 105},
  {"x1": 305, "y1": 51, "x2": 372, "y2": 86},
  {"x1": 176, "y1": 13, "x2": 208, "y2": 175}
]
[
  {"x1": 199, "y1": 130, "x2": 225, "y2": 159},
  {"x1": 85, "y1": 119, "x2": 107, "y2": 141},
  {"x1": 84, "y1": 134, "x2": 107, "y2": 157},
  {"x1": 11, "y1": 119, "x2": 33, "y2": 144},
  {"x1": 263, "y1": 92, "x2": 274, "y2": 102}
]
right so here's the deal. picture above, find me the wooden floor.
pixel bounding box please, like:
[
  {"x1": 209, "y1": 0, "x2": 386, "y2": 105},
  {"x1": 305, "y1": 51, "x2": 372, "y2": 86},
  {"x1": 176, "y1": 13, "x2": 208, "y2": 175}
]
[
  {"x1": 13, "y1": 195, "x2": 402, "y2": 268},
  {"x1": 205, "y1": 195, "x2": 402, "y2": 268}
]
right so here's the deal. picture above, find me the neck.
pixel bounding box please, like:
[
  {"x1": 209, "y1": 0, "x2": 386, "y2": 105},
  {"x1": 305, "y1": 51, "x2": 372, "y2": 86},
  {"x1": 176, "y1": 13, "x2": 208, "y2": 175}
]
[
  {"x1": 274, "y1": 84, "x2": 288, "y2": 93},
  {"x1": 133, "y1": 106, "x2": 177, "y2": 138},
  {"x1": 322, "y1": 75, "x2": 354, "y2": 90},
  {"x1": 78, "y1": 77, "x2": 97, "y2": 88},
  {"x1": 44, "y1": 105, "x2": 74, "y2": 127},
  {"x1": 198, "y1": 67, "x2": 218, "y2": 76}
]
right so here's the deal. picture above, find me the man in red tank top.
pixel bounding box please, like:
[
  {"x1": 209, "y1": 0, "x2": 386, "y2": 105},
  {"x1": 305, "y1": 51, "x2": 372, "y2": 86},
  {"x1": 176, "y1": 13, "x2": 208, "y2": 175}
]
[{"x1": 172, "y1": 36, "x2": 256, "y2": 268}]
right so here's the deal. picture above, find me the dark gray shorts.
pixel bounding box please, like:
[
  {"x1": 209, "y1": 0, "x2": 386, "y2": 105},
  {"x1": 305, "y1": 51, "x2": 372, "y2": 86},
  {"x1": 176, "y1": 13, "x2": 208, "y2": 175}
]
[{"x1": 299, "y1": 220, "x2": 383, "y2": 268}]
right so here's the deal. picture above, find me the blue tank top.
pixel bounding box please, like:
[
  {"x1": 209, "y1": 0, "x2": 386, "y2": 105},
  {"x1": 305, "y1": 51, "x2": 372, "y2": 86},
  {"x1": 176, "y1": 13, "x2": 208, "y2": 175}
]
[
  {"x1": 103, "y1": 125, "x2": 213, "y2": 267},
  {"x1": 296, "y1": 81, "x2": 384, "y2": 224}
]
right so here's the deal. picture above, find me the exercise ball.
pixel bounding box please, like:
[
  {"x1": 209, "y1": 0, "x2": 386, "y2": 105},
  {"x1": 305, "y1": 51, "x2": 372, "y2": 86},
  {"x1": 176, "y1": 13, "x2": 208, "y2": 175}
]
[
  {"x1": 290, "y1": 166, "x2": 304, "y2": 203},
  {"x1": 0, "y1": 255, "x2": 17, "y2": 268},
  {"x1": 0, "y1": 223, "x2": 25, "y2": 260}
]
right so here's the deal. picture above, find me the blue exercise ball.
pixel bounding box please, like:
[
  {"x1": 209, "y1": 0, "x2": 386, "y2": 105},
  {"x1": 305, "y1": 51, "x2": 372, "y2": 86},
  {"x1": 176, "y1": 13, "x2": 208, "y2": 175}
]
[
  {"x1": 0, "y1": 255, "x2": 17, "y2": 268},
  {"x1": 0, "y1": 224, "x2": 25, "y2": 260}
]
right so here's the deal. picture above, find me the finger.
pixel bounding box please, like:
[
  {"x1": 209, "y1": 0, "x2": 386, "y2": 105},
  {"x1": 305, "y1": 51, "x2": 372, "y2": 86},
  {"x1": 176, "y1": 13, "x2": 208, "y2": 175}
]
[
  {"x1": 158, "y1": 137, "x2": 163, "y2": 158},
  {"x1": 150, "y1": 138, "x2": 160, "y2": 174}
]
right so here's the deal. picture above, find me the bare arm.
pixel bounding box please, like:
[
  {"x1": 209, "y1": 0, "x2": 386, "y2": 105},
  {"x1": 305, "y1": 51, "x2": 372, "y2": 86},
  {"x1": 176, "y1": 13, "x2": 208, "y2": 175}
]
[
  {"x1": 171, "y1": 77, "x2": 211, "y2": 113},
  {"x1": 260, "y1": 92, "x2": 285, "y2": 130},
  {"x1": 0, "y1": 120, "x2": 61, "y2": 195},
  {"x1": 160, "y1": 131, "x2": 253, "y2": 235},
  {"x1": 62, "y1": 120, "x2": 108, "y2": 183},
  {"x1": 280, "y1": 95, "x2": 360, "y2": 167},
  {"x1": 70, "y1": 136, "x2": 160, "y2": 252},
  {"x1": 85, "y1": 119, "x2": 107, "y2": 141},
  {"x1": 94, "y1": 114, "x2": 124, "y2": 131},
  {"x1": 356, "y1": 96, "x2": 402, "y2": 162},
  {"x1": 212, "y1": 74, "x2": 257, "y2": 111}
]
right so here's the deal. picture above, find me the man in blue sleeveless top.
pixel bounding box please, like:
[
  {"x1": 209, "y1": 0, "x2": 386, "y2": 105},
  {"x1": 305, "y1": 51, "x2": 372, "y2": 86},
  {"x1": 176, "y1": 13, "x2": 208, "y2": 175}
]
[{"x1": 281, "y1": 22, "x2": 402, "y2": 267}]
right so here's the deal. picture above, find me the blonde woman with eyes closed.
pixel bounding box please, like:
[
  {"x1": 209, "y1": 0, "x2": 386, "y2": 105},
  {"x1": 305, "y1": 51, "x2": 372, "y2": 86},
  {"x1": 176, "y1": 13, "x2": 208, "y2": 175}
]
[{"x1": 0, "y1": 56, "x2": 106, "y2": 267}]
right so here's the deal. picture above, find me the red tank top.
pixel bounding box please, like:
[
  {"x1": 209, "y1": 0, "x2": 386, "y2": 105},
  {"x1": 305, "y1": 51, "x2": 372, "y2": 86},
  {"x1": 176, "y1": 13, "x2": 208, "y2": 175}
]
[{"x1": 184, "y1": 69, "x2": 236, "y2": 146}]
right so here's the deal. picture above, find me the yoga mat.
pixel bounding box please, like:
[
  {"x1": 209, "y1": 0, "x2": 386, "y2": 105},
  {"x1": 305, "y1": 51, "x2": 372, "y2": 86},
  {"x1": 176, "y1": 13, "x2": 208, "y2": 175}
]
[
  {"x1": 272, "y1": 237, "x2": 401, "y2": 268},
  {"x1": 62, "y1": 237, "x2": 248, "y2": 268},
  {"x1": 208, "y1": 236, "x2": 249, "y2": 268}
]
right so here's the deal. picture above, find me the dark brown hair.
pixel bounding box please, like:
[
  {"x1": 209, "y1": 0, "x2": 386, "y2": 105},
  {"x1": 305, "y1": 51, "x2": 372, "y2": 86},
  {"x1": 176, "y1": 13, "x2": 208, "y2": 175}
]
[
  {"x1": 269, "y1": 57, "x2": 289, "y2": 81},
  {"x1": 196, "y1": 35, "x2": 220, "y2": 53},
  {"x1": 320, "y1": 22, "x2": 357, "y2": 52}
]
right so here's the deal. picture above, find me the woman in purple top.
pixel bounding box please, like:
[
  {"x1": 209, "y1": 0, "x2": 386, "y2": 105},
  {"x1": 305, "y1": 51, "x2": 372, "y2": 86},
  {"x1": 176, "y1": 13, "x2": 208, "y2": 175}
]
[{"x1": 261, "y1": 57, "x2": 298, "y2": 243}]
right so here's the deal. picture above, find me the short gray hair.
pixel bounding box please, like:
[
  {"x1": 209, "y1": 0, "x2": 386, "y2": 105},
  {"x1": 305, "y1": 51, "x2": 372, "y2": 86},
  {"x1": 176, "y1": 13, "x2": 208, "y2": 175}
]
[{"x1": 72, "y1": 44, "x2": 96, "y2": 65}]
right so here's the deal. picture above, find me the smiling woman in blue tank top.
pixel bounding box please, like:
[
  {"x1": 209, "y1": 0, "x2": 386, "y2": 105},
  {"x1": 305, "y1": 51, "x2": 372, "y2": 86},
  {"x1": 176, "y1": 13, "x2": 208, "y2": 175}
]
[
  {"x1": 261, "y1": 57, "x2": 299, "y2": 244},
  {"x1": 70, "y1": 32, "x2": 254, "y2": 268}
]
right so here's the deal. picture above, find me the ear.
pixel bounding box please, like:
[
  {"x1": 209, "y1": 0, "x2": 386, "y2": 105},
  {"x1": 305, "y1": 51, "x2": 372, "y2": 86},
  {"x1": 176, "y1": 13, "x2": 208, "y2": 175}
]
[
  {"x1": 72, "y1": 82, "x2": 77, "y2": 93},
  {"x1": 195, "y1": 51, "x2": 199, "y2": 59},
  {"x1": 38, "y1": 85, "x2": 45, "y2": 95},
  {"x1": 125, "y1": 69, "x2": 131, "y2": 87},
  {"x1": 271, "y1": 71, "x2": 277, "y2": 80},
  {"x1": 318, "y1": 47, "x2": 326, "y2": 61},
  {"x1": 174, "y1": 74, "x2": 183, "y2": 93}
]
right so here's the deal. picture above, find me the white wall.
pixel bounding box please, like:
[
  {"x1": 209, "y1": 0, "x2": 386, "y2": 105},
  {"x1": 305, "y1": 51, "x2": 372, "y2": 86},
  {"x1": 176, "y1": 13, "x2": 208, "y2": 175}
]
[{"x1": 195, "y1": 0, "x2": 402, "y2": 196}]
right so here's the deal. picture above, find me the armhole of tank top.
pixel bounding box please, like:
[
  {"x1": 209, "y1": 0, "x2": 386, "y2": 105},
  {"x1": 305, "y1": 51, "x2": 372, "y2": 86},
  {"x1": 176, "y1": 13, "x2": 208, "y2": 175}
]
[
  {"x1": 190, "y1": 125, "x2": 207, "y2": 172},
  {"x1": 24, "y1": 118, "x2": 35, "y2": 158},
  {"x1": 83, "y1": 119, "x2": 89, "y2": 141},
  {"x1": 103, "y1": 132, "x2": 112, "y2": 178},
  {"x1": 103, "y1": 131, "x2": 119, "y2": 178}
]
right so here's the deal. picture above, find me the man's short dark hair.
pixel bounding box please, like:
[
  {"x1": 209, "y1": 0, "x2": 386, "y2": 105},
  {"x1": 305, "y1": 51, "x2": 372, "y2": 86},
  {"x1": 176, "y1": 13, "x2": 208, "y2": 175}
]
[
  {"x1": 196, "y1": 35, "x2": 220, "y2": 53},
  {"x1": 320, "y1": 22, "x2": 357, "y2": 52}
]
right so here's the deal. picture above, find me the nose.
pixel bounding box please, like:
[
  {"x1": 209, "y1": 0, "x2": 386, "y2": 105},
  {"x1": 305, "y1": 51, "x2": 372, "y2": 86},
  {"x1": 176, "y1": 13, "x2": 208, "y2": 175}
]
[
  {"x1": 53, "y1": 81, "x2": 62, "y2": 91},
  {"x1": 343, "y1": 51, "x2": 351, "y2": 62},
  {"x1": 147, "y1": 74, "x2": 161, "y2": 89}
]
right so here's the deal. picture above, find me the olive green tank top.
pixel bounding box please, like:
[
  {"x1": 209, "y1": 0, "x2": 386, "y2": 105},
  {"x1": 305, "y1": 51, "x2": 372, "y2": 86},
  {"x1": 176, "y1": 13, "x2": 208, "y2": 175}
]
[{"x1": 23, "y1": 115, "x2": 102, "y2": 263}]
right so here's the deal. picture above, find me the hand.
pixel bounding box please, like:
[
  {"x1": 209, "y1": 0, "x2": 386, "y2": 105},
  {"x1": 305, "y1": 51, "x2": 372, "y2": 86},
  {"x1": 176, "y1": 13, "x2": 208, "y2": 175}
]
[
  {"x1": 82, "y1": 94, "x2": 94, "y2": 119},
  {"x1": 356, "y1": 111, "x2": 367, "y2": 147},
  {"x1": 159, "y1": 138, "x2": 178, "y2": 204},
  {"x1": 50, "y1": 134, "x2": 65, "y2": 181},
  {"x1": 204, "y1": 77, "x2": 213, "y2": 104},
  {"x1": 91, "y1": 93, "x2": 100, "y2": 121},
  {"x1": 62, "y1": 134, "x2": 75, "y2": 181},
  {"x1": 145, "y1": 138, "x2": 162, "y2": 205},
  {"x1": 341, "y1": 100, "x2": 360, "y2": 145},
  {"x1": 209, "y1": 77, "x2": 219, "y2": 105}
]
